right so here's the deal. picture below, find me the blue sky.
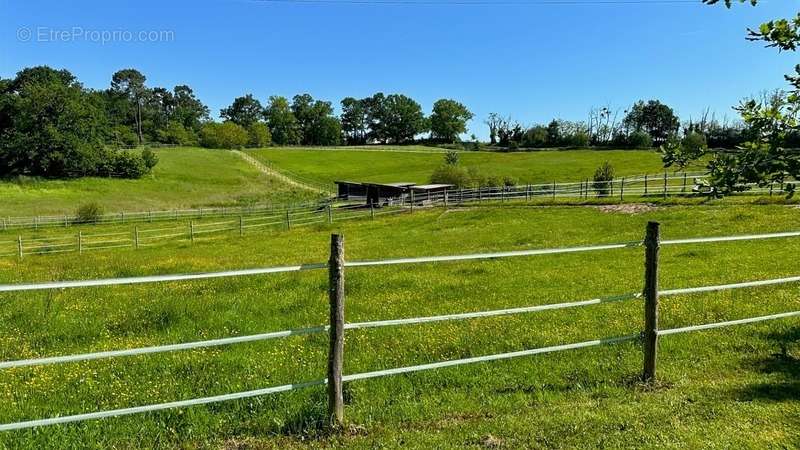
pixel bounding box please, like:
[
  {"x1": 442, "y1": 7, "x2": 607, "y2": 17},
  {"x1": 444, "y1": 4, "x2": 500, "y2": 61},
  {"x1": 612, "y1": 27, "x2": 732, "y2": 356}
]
[{"x1": 1, "y1": 0, "x2": 796, "y2": 139}]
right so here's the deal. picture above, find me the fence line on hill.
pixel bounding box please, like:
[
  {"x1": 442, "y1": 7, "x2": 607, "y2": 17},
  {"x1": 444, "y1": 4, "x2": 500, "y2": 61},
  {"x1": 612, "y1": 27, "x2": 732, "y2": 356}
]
[
  {"x1": 8, "y1": 168, "x2": 795, "y2": 233},
  {"x1": 1, "y1": 225, "x2": 800, "y2": 431},
  {"x1": 2, "y1": 170, "x2": 799, "y2": 260}
]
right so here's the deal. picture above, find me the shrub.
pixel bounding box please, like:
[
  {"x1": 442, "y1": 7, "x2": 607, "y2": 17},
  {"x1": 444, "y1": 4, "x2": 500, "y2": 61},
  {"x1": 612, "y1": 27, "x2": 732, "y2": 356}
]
[
  {"x1": 141, "y1": 148, "x2": 159, "y2": 171},
  {"x1": 503, "y1": 175, "x2": 518, "y2": 187},
  {"x1": 485, "y1": 175, "x2": 503, "y2": 188},
  {"x1": 430, "y1": 164, "x2": 472, "y2": 188},
  {"x1": 522, "y1": 126, "x2": 548, "y2": 148},
  {"x1": 75, "y1": 202, "x2": 104, "y2": 224},
  {"x1": 508, "y1": 141, "x2": 520, "y2": 151},
  {"x1": 592, "y1": 161, "x2": 615, "y2": 197},
  {"x1": 247, "y1": 123, "x2": 272, "y2": 148},
  {"x1": 111, "y1": 151, "x2": 148, "y2": 178},
  {"x1": 199, "y1": 122, "x2": 249, "y2": 149},
  {"x1": 568, "y1": 131, "x2": 590, "y2": 148},
  {"x1": 157, "y1": 121, "x2": 196, "y2": 146},
  {"x1": 467, "y1": 166, "x2": 487, "y2": 187},
  {"x1": 628, "y1": 131, "x2": 653, "y2": 149},
  {"x1": 444, "y1": 150, "x2": 460, "y2": 165}
]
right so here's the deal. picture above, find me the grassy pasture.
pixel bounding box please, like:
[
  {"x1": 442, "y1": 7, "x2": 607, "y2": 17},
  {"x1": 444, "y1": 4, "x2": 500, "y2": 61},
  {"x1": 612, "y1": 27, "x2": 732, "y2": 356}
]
[
  {"x1": 249, "y1": 146, "x2": 680, "y2": 187},
  {"x1": 0, "y1": 204, "x2": 799, "y2": 448},
  {"x1": 0, "y1": 147, "x2": 321, "y2": 218}
]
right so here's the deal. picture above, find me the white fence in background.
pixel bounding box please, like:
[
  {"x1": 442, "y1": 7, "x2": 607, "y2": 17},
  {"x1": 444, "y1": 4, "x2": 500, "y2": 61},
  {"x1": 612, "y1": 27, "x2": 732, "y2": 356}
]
[
  {"x1": 7, "y1": 169, "x2": 797, "y2": 233},
  {"x1": 0, "y1": 225, "x2": 799, "y2": 431},
  {"x1": 2, "y1": 170, "x2": 799, "y2": 260}
]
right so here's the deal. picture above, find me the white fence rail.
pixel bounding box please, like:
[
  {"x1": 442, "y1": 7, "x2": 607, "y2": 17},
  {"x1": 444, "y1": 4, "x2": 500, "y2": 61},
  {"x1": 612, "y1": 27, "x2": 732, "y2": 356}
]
[
  {"x1": 4, "y1": 169, "x2": 796, "y2": 233},
  {"x1": 1, "y1": 226, "x2": 799, "y2": 431}
]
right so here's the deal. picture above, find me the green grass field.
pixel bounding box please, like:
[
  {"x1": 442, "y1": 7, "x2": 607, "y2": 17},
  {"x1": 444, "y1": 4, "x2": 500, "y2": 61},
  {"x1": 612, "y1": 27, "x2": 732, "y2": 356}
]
[
  {"x1": 0, "y1": 148, "x2": 321, "y2": 218},
  {"x1": 1, "y1": 203, "x2": 799, "y2": 448},
  {"x1": 249, "y1": 146, "x2": 680, "y2": 187}
]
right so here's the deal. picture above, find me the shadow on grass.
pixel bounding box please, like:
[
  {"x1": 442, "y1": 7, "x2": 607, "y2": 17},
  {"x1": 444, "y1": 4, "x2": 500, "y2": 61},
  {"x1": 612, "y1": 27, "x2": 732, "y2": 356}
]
[{"x1": 735, "y1": 326, "x2": 800, "y2": 402}]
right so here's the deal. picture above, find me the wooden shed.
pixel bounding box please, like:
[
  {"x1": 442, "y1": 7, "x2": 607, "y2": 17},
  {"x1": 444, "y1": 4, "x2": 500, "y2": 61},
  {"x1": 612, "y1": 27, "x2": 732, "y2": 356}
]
[
  {"x1": 335, "y1": 181, "x2": 367, "y2": 200},
  {"x1": 365, "y1": 182, "x2": 415, "y2": 206}
]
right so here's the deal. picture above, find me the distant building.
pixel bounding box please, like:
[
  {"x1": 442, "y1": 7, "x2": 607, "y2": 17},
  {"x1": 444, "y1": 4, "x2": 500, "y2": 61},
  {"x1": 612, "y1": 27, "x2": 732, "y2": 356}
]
[{"x1": 334, "y1": 181, "x2": 454, "y2": 206}]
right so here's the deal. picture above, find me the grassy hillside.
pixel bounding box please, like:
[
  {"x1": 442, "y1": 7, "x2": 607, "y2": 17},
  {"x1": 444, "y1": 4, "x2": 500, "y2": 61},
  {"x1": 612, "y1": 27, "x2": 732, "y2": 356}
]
[
  {"x1": 1, "y1": 204, "x2": 799, "y2": 448},
  {"x1": 249, "y1": 146, "x2": 682, "y2": 187},
  {"x1": 0, "y1": 147, "x2": 321, "y2": 218}
]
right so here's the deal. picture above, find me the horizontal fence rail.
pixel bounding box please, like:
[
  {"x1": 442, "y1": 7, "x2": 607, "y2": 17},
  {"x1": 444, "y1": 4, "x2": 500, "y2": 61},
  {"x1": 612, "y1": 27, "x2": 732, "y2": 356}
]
[
  {"x1": 3, "y1": 229, "x2": 799, "y2": 291},
  {"x1": 2, "y1": 168, "x2": 796, "y2": 234},
  {"x1": 1, "y1": 226, "x2": 800, "y2": 432}
]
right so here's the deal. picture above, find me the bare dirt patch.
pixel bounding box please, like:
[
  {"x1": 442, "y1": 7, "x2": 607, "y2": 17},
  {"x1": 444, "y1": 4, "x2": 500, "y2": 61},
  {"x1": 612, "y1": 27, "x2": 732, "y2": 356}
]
[{"x1": 594, "y1": 203, "x2": 658, "y2": 215}]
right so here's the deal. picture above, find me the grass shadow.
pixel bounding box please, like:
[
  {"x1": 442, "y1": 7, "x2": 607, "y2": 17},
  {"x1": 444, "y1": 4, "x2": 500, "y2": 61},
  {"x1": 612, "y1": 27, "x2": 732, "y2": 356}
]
[{"x1": 734, "y1": 326, "x2": 800, "y2": 402}]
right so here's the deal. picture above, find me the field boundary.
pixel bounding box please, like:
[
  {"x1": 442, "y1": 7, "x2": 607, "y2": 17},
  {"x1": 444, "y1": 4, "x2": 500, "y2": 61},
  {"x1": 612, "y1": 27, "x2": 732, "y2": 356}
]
[
  {"x1": 1, "y1": 225, "x2": 799, "y2": 431},
  {"x1": 3, "y1": 169, "x2": 797, "y2": 233},
  {"x1": 234, "y1": 150, "x2": 333, "y2": 194}
]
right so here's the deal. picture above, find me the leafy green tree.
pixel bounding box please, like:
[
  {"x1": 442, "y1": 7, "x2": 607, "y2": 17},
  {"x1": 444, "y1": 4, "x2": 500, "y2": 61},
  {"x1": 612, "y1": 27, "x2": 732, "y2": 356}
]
[
  {"x1": 220, "y1": 94, "x2": 264, "y2": 127},
  {"x1": 628, "y1": 131, "x2": 653, "y2": 149},
  {"x1": 157, "y1": 121, "x2": 198, "y2": 146},
  {"x1": 340, "y1": 97, "x2": 369, "y2": 145},
  {"x1": 291, "y1": 94, "x2": 341, "y2": 145},
  {"x1": 429, "y1": 99, "x2": 473, "y2": 143},
  {"x1": 264, "y1": 96, "x2": 300, "y2": 146},
  {"x1": 623, "y1": 100, "x2": 680, "y2": 145},
  {"x1": 199, "y1": 122, "x2": 249, "y2": 149},
  {"x1": 378, "y1": 94, "x2": 427, "y2": 144},
  {"x1": 676, "y1": 1, "x2": 800, "y2": 194},
  {"x1": 546, "y1": 120, "x2": 561, "y2": 146},
  {"x1": 172, "y1": 85, "x2": 209, "y2": 130},
  {"x1": 247, "y1": 122, "x2": 272, "y2": 148},
  {"x1": 0, "y1": 66, "x2": 109, "y2": 177},
  {"x1": 522, "y1": 126, "x2": 548, "y2": 148},
  {"x1": 365, "y1": 93, "x2": 388, "y2": 143},
  {"x1": 110, "y1": 68, "x2": 148, "y2": 144}
]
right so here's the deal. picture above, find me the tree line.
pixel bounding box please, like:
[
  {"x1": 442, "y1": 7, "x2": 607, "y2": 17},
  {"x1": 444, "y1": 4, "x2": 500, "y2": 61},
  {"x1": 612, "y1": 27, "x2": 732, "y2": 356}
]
[
  {"x1": 208, "y1": 92, "x2": 473, "y2": 149},
  {"x1": 484, "y1": 99, "x2": 766, "y2": 152}
]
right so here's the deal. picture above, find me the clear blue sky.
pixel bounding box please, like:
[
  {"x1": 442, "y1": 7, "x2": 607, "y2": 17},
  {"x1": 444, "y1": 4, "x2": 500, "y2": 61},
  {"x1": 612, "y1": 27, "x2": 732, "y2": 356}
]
[{"x1": 1, "y1": 0, "x2": 796, "y2": 139}]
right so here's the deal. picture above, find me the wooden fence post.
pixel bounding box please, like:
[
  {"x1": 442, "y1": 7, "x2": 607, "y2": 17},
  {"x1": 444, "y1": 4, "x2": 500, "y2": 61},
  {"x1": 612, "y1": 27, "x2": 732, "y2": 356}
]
[
  {"x1": 239, "y1": 216, "x2": 244, "y2": 237},
  {"x1": 17, "y1": 236, "x2": 23, "y2": 260},
  {"x1": 643, "y1": 221, "x2": 660, "y2": 382},
  {"x1": 134, "y1": 226, "x2": 139, "y2": 249},
  {"x1": 552, "y1": 181, "x2": 556, "y2": 200},
  {"x1": 682, "y1": 172, "x2": 687, "y2": 193},
  {"x1": 663, "y1": 171, "x2": 668, "y2": 199},
  {"x1": 328, "y1": 234, "x2": 345, "y2": 429},
  {"x1": 285, "y1": 210, "x2": 291, "y2": 230},
  {"x1": 620, "y1": 178, "x2": 625, "y2": 201},
  {"x1": 328, "y1": 205, "x2": 333, "y2": 224},
  {"x1": 78, "y1": 231, "x2": 83, "y2": 255},
  {"x1": 644, "y1": 174, "x2": 649, "y2": 195},
  {"x1": 190, "y1": 221, "x2": 195, "y2": 243},
  {"x1": 410, "y1": 191, "x2": 415, "y2": 213},
  {"x1": 444, "y1": 189, "x2": 448, "y2": 207}
]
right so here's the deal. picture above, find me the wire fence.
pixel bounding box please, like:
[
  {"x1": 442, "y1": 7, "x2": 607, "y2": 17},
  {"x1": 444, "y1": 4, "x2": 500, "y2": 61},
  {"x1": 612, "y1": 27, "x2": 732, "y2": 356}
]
[
  {"x1": 0, "y1": 225, "x2": 799, "y2": 431},
  {"x1": 3, "y1": 170, "x2": 800, "y2": 260},
  {"x1": 5, "y1": 169, "x2": 797, "y2": 233},
  {"x1": 0, "y1": 202, "x2": 398, "y2": 259}
]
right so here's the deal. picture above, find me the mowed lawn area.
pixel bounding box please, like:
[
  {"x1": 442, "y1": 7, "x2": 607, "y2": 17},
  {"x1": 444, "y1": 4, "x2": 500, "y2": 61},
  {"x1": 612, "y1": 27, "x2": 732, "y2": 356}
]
[
  {"x1": 0, "y1": 147, "x2": 321, "y2": 218},
  {"x1": 0, "y1": 204, "x2": 799, "y2": 448},
  {"x1": 249, "y1": 146, "x2": 681, "y2": 187}
]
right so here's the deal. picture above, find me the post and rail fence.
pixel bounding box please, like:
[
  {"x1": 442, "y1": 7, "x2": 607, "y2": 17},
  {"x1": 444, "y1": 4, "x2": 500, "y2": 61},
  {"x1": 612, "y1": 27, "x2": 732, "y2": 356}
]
[
  {"x1": 4, "y1": 169, "x2": 798, "y2": 234},
  {"x1": 0, "y1": 225, "x2": 799, "y2": 431},
  {"x1": 4, "y1": 170, "x2": 800, "y2": 260}
]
